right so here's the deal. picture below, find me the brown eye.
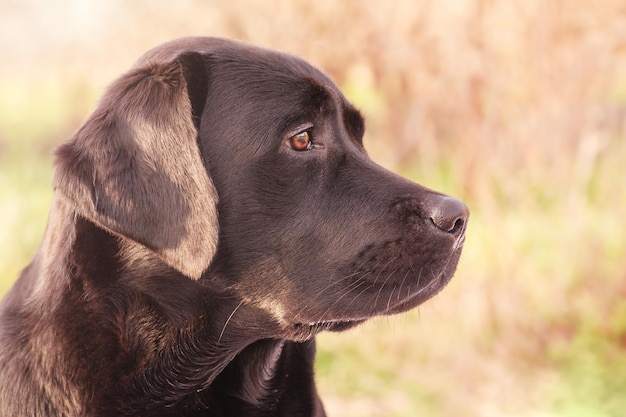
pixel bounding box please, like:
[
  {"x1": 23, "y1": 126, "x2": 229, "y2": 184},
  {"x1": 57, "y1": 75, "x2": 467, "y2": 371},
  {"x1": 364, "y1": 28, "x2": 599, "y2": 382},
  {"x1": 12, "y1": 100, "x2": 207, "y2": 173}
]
[{"x1": 289, "y1": 131, "x2": 312, "y2": 151}]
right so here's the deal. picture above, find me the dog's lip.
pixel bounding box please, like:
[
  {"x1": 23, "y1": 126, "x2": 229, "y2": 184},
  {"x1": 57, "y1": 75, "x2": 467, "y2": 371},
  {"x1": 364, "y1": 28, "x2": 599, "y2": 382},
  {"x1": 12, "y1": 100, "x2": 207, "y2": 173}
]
[
  {"x1": 293, "y1": 317, "x2": 367, "y2": 327},
  {"x1": 291, "y1": 245, "x2": 464, "y2": 328},
  {"x1": 292, "y1": 318, "x2": 369, "y2": 334},
  {"x1": 286, "y1": 318, "x2": 367, "y2": 340},
  {"x1": 381, "y1": 257, "x2": 459, "y2": 316}
]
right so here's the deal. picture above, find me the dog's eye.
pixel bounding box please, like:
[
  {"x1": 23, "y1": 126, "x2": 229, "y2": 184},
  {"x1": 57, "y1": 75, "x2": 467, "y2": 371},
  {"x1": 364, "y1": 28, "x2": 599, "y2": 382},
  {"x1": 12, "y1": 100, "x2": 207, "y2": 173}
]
[{"x1": 288, "y1": 131, "x2": 313, "y2": 151}]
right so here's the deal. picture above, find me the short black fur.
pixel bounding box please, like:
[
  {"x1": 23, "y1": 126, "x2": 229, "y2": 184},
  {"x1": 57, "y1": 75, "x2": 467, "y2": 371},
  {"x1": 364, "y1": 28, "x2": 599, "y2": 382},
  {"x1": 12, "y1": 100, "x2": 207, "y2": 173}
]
[{"x1": 0, "y1": 37, "x2": 469, "y2": 417}]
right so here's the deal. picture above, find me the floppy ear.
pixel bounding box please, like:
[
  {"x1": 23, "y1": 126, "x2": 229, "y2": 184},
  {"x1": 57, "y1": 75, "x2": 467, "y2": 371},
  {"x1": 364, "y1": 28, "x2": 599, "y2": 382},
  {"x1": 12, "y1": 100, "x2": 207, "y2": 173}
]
[{"x1": 53, "y1": 52, "x2": 218, "y2": 279}]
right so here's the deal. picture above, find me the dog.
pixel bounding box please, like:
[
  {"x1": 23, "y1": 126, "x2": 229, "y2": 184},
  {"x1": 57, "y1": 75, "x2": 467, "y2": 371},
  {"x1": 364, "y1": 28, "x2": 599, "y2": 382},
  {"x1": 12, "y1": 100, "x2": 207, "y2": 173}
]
[{"x1": 0, "y1": 37, "x2": 468, "y2": 416}]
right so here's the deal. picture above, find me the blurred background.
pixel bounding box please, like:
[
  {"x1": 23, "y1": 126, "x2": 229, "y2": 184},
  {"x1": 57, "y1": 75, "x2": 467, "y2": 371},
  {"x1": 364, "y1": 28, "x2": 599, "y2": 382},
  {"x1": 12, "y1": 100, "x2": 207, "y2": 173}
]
[{"x1": 1, "y1": 0, "x2": 625, "y2": 415}]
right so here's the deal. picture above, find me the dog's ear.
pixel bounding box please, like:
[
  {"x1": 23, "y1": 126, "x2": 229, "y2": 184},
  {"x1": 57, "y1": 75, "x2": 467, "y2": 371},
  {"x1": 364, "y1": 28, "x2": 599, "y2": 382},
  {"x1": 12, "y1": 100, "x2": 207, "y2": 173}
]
[{"x1": 53, "y1": 52, "x2": 217, "y2": 279}]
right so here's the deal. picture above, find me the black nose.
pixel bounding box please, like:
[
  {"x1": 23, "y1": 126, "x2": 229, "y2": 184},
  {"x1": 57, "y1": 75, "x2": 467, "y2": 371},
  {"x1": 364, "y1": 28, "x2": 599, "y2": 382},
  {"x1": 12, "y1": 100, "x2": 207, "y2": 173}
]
[{"x1": 428, "y1": 196, "x2": 469, "y2": 237}]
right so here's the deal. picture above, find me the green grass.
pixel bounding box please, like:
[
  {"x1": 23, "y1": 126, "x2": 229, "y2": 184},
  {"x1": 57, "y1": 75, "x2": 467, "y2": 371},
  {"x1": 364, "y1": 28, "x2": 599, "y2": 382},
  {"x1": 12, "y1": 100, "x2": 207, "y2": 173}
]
[
  {"x1": 0, "y1": 81, "x2": 70, "y2": 293},
  {"x1": 0, "y1": 152, "x2": 53, "y2": 294}
]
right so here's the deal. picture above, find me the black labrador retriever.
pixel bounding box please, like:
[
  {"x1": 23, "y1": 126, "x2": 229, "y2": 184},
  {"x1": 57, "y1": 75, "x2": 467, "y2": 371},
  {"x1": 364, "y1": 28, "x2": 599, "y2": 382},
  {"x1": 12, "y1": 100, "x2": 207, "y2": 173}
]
[{"x1": 0, "y1": 37, "x2": 468, "y2": 417}]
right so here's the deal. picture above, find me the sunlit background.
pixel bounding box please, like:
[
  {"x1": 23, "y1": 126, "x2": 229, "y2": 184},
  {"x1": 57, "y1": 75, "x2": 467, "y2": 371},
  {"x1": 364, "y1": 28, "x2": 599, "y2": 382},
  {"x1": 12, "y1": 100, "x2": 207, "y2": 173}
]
[{"x1": 1, "y1": 1, "x2": 625, "y2": 416}]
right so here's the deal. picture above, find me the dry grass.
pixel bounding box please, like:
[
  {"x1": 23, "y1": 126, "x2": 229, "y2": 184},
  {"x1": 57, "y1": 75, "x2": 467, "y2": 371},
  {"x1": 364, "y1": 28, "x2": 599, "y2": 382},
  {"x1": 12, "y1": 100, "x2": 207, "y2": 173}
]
[{"x1": 1, "y1": 1, "x2": 625, "y2": 416}]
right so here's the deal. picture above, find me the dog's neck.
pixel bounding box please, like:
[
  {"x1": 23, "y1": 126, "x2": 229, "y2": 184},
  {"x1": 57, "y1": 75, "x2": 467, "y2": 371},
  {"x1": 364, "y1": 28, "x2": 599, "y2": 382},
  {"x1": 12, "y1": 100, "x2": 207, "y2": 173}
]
[
  {"x1": 20, "y1": 199, "x2": 320, "y2": 414},
  {"x1": 237, "y1": 339, "x2": 286, "y2": 405},
  {"x1": 207, "y1": 338, "x2": 324, "y2": 415},
  {"x1": 215, "y1": 339, "x2": 287, "y2": 406}
]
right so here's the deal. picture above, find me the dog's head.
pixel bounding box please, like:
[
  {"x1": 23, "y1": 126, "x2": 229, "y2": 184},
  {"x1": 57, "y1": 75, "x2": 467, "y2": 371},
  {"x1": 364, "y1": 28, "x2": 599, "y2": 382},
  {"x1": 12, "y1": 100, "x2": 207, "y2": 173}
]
[{"x1": 54, "y1": 37, "x2": 468, "y2": 341}]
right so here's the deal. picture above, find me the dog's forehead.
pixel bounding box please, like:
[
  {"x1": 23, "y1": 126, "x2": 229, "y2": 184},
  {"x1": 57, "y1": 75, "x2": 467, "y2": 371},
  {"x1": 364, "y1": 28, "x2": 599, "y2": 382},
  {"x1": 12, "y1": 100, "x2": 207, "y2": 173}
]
[
  {"x1": 139, "y1": 36, "x2": 340, "y2": 101},
  {"x1": 215, "y1": 43, "x2": 337, "y2": 95},
  {"x1": 138, "y1": 37, "x2": 363, "y2": 142},
  {"x1": 136, "y1": 37, "x2": 246, "y2": 65},
  {"x1": 138, "y1": 36, "x2": 332, "y2": 84}
]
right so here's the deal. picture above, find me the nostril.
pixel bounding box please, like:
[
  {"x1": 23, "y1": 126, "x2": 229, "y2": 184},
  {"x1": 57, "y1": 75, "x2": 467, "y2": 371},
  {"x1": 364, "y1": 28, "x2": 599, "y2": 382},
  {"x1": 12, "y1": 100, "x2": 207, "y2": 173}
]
[
  {"x1": 430, "y1": 214, "x2": 467, "y2": 237},
  {"x1": 430, "y1": 215, "x2": 465, "y2": 235},
  {"x1": 429, "y1": 197, "x2": 469, "y2": 237},
  {"x1": 448, "y1": 217, "x2": 466, "y2": 235}
]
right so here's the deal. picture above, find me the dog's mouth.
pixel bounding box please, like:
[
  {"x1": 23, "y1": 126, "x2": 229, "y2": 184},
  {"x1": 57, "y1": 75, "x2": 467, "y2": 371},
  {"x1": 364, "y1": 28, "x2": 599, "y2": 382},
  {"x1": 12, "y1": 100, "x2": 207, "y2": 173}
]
[
  {"x1": 286, "y1": 247, "x2": 462, "y2": 341},
  {"x1": 271, "y1": 234, "x2": 465, "y2": 342},
  {"x1": 287, "y1": 281, "x2": 444, "y2": 340},
  {"x1": 295, "y1": 319, "x2": 366, "y2": 331},
  {"x1": 288, "y1": 319, "x2": 366, "y2": 341},
  {"x1": 284, "y1": 274, "x2": 449, "y2": 341}
]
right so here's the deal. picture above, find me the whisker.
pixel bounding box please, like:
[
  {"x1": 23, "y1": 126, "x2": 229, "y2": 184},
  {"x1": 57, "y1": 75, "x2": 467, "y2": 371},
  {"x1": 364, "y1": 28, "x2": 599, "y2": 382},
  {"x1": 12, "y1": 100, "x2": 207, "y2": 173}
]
[
  {"x1": 374, "y1": 258, "x2": 401, "y2": 308},
  {"x1": 371, "y1": 257, "x2": 397, "y2": 285},
  {"x1": 312, "y1": 278, "x2": 370, "y2": 323},
  {"x1": 293, "y1": 272, "x2": 365, "y2": 320},
  {"x1": 217, "y1": 300, "x2": 244, "y2": 347},
  {"x1": 386, "y1": 285, "x2": 396, "y2": 311},
  {"x1": 337, "y1": 280, "x2": 377, "y2": 318},
  {"x1": 396, "y1": 269, "x2": 411, "y2": 302},
  {"x1": 292, "y1": 257, "x2": 380, "y2": 320}
]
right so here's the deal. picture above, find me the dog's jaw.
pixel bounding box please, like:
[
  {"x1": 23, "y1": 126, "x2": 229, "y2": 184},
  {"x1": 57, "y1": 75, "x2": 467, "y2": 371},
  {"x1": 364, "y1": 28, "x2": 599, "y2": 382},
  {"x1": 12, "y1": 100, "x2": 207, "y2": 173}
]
[{"x1": 236, "y1": 236, "x2": 466, "y2": 343}]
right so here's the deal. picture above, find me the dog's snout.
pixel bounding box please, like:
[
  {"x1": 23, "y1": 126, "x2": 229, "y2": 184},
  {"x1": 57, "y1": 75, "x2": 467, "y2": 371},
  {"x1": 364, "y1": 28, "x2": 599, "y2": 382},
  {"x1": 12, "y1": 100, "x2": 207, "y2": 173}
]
[{"x1": 428, "y1": 196, "x2": 469, "y2": 237}]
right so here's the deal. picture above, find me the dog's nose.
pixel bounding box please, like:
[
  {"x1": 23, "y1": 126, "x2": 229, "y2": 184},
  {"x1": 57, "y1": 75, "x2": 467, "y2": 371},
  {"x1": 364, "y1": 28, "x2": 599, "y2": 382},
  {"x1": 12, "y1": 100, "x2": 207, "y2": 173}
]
[{"x1": 428, "y1": 196, "x2": 469, "y2": 237}]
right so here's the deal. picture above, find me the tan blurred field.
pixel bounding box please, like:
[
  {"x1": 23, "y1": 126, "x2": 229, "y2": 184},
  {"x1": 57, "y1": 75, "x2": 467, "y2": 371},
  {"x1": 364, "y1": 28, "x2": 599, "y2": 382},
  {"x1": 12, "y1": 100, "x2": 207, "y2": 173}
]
[{"x1": 1, "y1": 1, "x2": 625, "y2": 416}]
